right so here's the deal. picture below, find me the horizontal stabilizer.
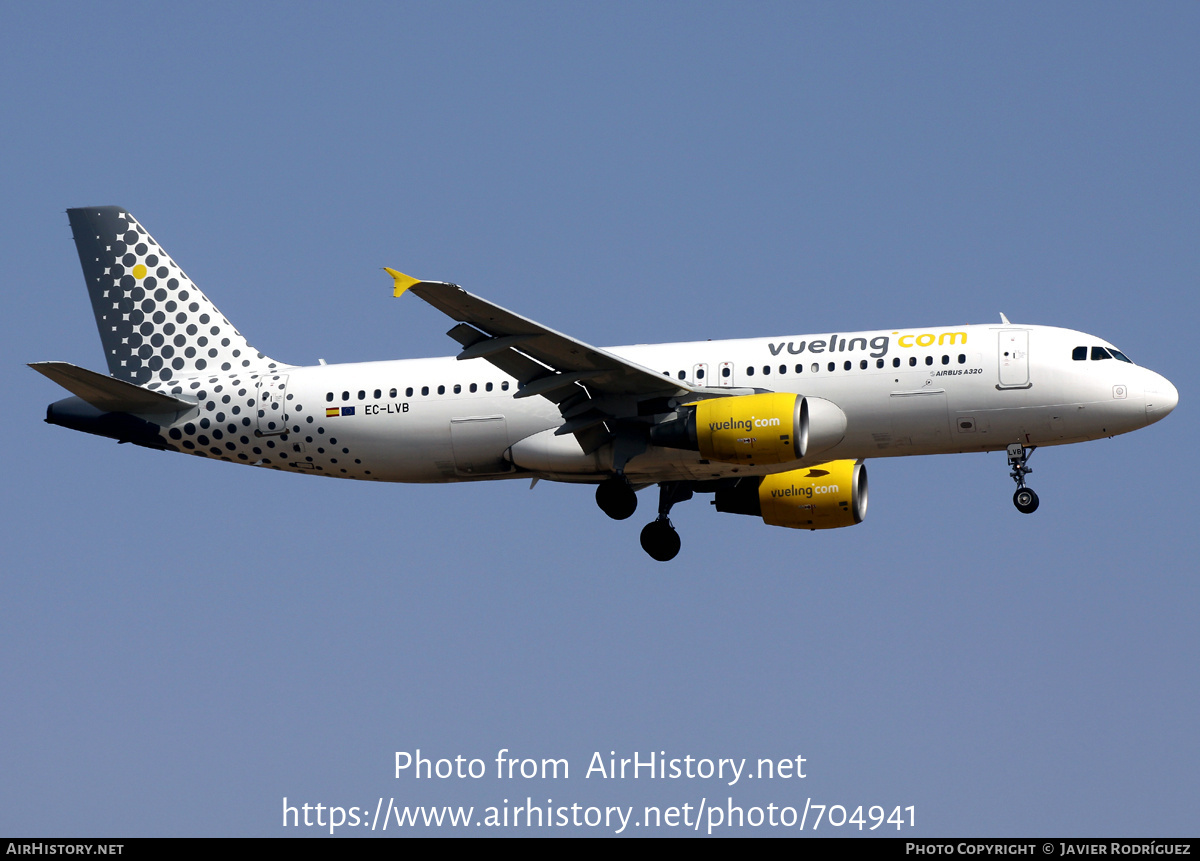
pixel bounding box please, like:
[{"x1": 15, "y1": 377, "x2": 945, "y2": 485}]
[{"x1": 29, "y1": 362, "x2": 193, "y2": 414}]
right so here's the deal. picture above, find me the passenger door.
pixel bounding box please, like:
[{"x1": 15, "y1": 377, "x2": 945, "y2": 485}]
[{"x1": 998, "y1": 330, "x2": 1031, "y2": 389}]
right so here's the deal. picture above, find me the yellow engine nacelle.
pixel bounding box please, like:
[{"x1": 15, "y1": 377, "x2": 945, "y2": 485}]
[
  {"x1": 713, "y1": 459, "x2": 868, "y2": 530},
  {"x1": 693, "y1": 392, "x2": 805, "y2": 465},
  {"x1": 650, "y1": 393, "x2": 847, "y2": 466}
]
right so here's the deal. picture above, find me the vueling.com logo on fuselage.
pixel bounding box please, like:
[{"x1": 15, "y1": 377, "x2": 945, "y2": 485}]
[
  {"x1": 765, "y1": 330, "x2": 967, "y2": 358},
  {"x1": 708, "y1": 416, "x2": 782, "y2": 432}
]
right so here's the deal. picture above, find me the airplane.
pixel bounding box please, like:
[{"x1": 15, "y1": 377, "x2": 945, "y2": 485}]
[{"x1": 32, "y1": 207, "x2": 1179, "y2": 561}]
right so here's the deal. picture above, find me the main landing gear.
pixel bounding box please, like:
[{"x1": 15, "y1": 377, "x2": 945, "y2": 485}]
[
  {"x1": 639, "y1": 482, "x2": 693, "y2": 562},
  {"x1": 1007, "y1": 443, "x2": 1039, "y2": 514},
  {"x1": 592, "y1": 474, "x2": 691, "y2": 563},
  {"x1": 595, "y1": 476, "x2": 693, "y2": 561},
  {"x1": 596, "y1": 475, "x2": 637, "y2": 520}
]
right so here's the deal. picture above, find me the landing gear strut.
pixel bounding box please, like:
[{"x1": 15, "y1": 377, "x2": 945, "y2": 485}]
[
  {"x1": 596, "y1": 475, "x2": 637, "y2": 520},
  {"x1": 1007, "y1": 443, "x2": 1039, "y2": 514},
  {"x1": 640, "y1": 482, "x2": 692, "y2": 562}
]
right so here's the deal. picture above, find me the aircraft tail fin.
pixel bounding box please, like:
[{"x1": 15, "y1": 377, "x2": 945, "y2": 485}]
[{"x1": 66, "y1": 207, "x2": 280, "y2": 386}]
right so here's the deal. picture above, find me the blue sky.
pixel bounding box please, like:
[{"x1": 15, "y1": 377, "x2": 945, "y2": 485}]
[{"x1": 2, "y1": 2, "x2": 1196, "y2": 836}]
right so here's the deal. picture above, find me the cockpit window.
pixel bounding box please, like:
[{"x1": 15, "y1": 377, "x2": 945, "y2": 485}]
[
  {"x1": 1109, "y1": 349, "x2": 1133, "y2": 364},
  {"x1": 1072, "y1": 346, "x2": 1087, "y2": 361},
  {"x1": 1091, "y1": 346, "x2": 1113, "y2": 361}
]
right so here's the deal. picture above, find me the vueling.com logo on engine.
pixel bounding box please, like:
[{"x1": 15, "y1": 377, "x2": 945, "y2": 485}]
[
  {"x1": 770, "y1": 483, "x2": 840, "y2": 499},
  {"x1": 708, "y1": 416, "x2": 783, "y2": 432}
]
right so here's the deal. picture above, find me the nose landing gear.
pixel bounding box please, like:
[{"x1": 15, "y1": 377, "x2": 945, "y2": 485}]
[
  {"x1": 1007, "y1": 443, "x2": 1039, "y2": 514},
  {"x1": 640, "y1": 481, "x2": 693, "y2": 562}
]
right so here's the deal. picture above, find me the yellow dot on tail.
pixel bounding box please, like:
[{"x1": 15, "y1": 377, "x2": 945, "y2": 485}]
[{"x1": 132, "y1": 264, "x2": 147, "y2": 279}]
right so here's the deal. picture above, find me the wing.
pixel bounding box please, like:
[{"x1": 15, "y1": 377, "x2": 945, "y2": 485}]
[{"x1": 386, "y1": 270, "x2": 741, "y2": 453}]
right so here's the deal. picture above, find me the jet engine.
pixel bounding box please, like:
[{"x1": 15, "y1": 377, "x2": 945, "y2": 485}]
[
  {"x1": 713, "y1": 459, "x2": 867, "y2": 530},
  {"x1": 650, "y1": 393, "x2": 846, "y2": 465}
]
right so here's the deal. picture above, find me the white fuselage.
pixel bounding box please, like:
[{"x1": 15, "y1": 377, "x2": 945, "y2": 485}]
[{"x1": 154, "y1": 323, "x2": 1175, "y2": 485}]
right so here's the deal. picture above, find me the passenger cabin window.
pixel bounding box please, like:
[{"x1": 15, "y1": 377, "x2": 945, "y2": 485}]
[
  {"x1": 486, "y1": 382, "x2": 493, "y2": 391},
  {"x1": 746, "y1": 367, "x2": 755, "y2": 376},
  {"x1": 406, "y1": 387, "x2": 414, "y2": 397},
  {"x1": 421, "y1": 386, "x2": 429, "y2": 396},
  {"x1": 1073, "y1": 346, "x2": 1087, "y2": 361},
  {"x1": 1091, "y1": 347, "x2": 1112, "y2": 361},
  {"x1": 721, "y1": 367, "x2": 731, "y2": 378},
  {"x1": 795, "y1": 364, "x2": 803, "y2": 374},
  {"x1": 696, "y1": 368, "x2": 705, "y2": 379},
  {"x1": 437, "y1": 385, "x2": 446, "y2": 395},
  {"x1": 941, "y1": 355, "x2": 949, "y2": 365},
  {"x1": 469, "y1": 383, "x2": 477, "y2": 393},
  {"x1": 326, "y1": 392, "x2": 333, "y2": 402},
  {"x1": 827, "y1": 362, "x2": 835, "y2": 372},
  {"x1": 453, "y1": 384, "x2": 461, "y2": 394}
]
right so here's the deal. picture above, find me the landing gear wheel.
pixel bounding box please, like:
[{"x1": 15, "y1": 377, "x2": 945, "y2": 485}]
[
  {"x1": 1006, "y1": 443, "x2": 1040, "y2": 515},
  {"x1": 1013, "y1": 487, "x2": 1039, "y2": 514},
  {"x1": 640, "y1": 519, "x2": 681, "y2": 562},
  {"x1": 596, "y1": 476, "x2": 637, "y2": 520}
]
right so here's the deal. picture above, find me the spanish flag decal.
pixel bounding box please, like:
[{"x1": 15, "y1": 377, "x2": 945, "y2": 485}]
[{"x1": 326, "y1": 407, "x2": 339, "y2": 417}]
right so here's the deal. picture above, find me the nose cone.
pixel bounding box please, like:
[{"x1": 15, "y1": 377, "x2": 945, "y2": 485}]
[{"x1": 1145, "y1": 373, "x2": 1179, "y2": 424}]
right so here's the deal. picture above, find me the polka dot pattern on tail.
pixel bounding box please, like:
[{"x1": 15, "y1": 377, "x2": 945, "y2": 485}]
[{"x1": 67, "y1": 207, "x2": 279, "y2": 385}]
